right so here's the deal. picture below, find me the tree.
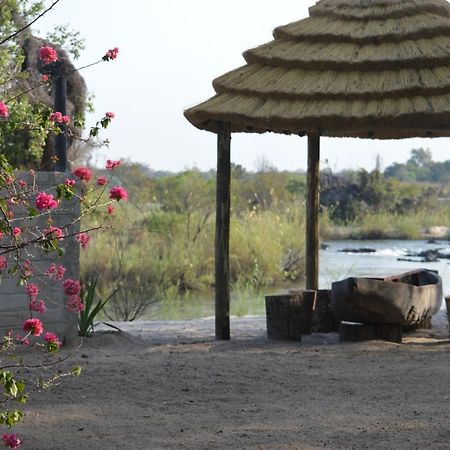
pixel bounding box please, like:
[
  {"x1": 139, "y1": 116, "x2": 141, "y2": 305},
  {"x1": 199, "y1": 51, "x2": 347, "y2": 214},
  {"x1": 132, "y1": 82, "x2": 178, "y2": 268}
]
[{"x1": 0, "y1": 0, "x2": 87, "y2": 170}]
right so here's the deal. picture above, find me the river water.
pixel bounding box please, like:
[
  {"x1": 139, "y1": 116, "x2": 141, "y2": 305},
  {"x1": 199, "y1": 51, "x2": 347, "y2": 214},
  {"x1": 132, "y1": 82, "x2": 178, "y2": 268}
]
[{"x1": 150, "y1": 239, "x2": 450, "y2": 320}]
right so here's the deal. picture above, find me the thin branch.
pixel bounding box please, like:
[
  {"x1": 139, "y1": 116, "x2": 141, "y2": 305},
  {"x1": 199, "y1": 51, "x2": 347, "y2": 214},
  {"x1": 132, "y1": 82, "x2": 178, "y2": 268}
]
[{"x1": 0, "y1": 0, "x2": 63, "y2": 46}]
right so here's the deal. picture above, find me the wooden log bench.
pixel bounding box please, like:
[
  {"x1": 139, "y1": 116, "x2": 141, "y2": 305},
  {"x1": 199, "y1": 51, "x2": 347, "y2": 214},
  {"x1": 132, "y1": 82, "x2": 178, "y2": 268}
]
[
  {"x1": 339, "y1": 322, "x2": 403, "y2": 343},
  {"x1": 265, "y1": 291, "x2": 315, "y2": 341}
]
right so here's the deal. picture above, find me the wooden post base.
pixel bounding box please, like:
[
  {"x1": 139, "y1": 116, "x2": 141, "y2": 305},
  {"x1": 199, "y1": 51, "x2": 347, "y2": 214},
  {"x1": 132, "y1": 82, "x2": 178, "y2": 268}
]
[
  {"x1": 339, "y1": 322, "x2": 403, "y2": 343},
  {"x1": 312, "y1": 289, "x2": 340, "y2": 333},
  {"x1": 403, "y1": 317, "x2": 433, "y2": 332},
  {"x1": 265, "y1": 291, "x2": 315, "y2": 341},
  {"x1": 446, "y1": 296, "x2": 450, "y2": 337}
]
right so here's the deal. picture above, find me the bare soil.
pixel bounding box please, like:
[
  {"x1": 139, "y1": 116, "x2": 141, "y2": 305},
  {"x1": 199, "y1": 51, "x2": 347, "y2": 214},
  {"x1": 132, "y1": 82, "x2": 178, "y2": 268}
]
[{"x1": 13, "y1": 314, "x2": 450, "y2": 450}]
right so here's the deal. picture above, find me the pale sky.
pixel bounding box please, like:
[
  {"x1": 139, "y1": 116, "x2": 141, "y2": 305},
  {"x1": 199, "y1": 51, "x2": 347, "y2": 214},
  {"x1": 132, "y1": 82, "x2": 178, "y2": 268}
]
[{"x1": 36, "y1": 0, "x2": 450, "y2": 172}]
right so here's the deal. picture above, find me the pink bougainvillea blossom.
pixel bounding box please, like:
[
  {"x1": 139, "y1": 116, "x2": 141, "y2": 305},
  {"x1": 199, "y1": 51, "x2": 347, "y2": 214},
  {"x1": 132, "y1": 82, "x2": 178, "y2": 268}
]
[
  {"x1": 75, "y1": 233, "x2": 90, "y2": 249},
  {"x1": 97, "y1": 176, "x2": 107, "y2": 186},
  {"x1": 105, "y1": 112, "x2": 115, "y2": 119},
  {"x1": 22, "y1": 260, "x2": 32, "y2": 277},
  {"x1": 107, "y1": 205, "x2": 114, "y2": 215},
  {"x1": 26, "y1": 283, "x2": 39, "y2": 301},
  {"x1": 109, "y1": 186, "x2": 128, "y2": 202},
  {"x1": 45, "y1": 263, "x2": 66, "y2": 280},
  {"x1": 73, "y1": 167, "x2": 92, "y2": 182},
  {"x1": 49, "y1": 111, "x2": 70, "y2": 124},
  {"x1": 102, "y1": 47, "x2": 119, "y2": 61},
  {"x1": 62, "y1": 279, "x2": 81, "y2": 296},
  {"x1": 106, "y1": 159, "x2": 120, "y2": 170},
  {"x1": 0, "y1": 101, "x2": 9, "y2": 118},
  {"x1": 66, "y1": 295, "x2": 84, "y2": 312},
  {"x1": 65, "y1": 178, "x2": 76, "y2": 187},
  {"x1": 15, "y1": 334, "x2": 30, "y2": 346},
  {"x1": 22, "y1": 318, "x2": 43, "y2": 337},
  {"x1": 30, "y1": 299, "x2": 46, "y2": 314},
  {"x1": 35, "y1": 192, "x2": 58, "y2": 210},
  {"x1": 39, "y1": 45, "x2": 58, "y2": 65},
  {"x1": 42, "y1": 74, "x2": 49, "y2": 82},
  {"x1": 17, "y1": 179, "x2": 27, "y2": 188},
  {"x1": 0, "y1": 231, "x2": 3, "y2": 239},
  {"x1": 0, "y1": 256, "x2": 7, "y2": 271},
  {"x1": 12, "y1": 227, "x2": 21, "y2": 238},
  {"x1": 44, "y1": 226, "x2": 64, "y2": 240},
  {"x1": 2, "y1": 433, "x2": 22, "y2": 449},
  {"x1": 44, "y1": 332, "x2": 61, "y2": 349}
]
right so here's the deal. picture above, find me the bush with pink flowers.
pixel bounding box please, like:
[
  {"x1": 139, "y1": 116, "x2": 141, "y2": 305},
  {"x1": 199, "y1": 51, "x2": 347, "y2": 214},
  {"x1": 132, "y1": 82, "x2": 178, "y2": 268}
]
[{"x1": 0, "y1": 4, "x2": 125, "y2": 448}]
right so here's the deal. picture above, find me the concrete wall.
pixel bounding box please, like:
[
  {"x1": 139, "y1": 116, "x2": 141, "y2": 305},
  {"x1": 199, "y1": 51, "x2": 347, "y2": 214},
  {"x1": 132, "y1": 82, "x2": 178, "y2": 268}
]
[{"x1": 0, "y1": 172, "x2": 80, "y2": 343}]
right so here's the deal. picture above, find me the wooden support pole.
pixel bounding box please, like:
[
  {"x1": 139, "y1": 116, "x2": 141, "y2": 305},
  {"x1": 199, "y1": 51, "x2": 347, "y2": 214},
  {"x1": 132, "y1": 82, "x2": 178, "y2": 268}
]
[
  {"x1": 215, "y1": 122, "x2": 231, "y2": 340},
  {"x1": 306, "y1": 134, "x2": 320, "y2": 291},
  {"x1": 54, "y1": 72, "x2": 68, "y2": 172}
]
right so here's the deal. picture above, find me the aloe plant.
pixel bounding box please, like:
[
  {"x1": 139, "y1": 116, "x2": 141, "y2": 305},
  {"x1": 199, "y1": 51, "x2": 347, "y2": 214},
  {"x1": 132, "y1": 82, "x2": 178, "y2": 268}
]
[{"x1": 78, "y1": 276, "x2": 118, "y2": 337}]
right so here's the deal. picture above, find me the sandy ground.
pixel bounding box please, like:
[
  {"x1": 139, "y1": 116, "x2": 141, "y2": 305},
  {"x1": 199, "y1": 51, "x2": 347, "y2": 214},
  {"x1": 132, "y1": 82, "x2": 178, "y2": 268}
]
[{"x1": 12, "y1": 312, "x2": 450, "y2": 450}]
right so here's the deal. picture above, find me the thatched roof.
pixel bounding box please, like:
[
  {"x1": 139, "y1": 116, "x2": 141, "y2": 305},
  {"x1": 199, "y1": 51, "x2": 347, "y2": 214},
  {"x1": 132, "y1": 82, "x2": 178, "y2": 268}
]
[{"x1": 185, "y1": 0, "x2": 450, "y2": 139}]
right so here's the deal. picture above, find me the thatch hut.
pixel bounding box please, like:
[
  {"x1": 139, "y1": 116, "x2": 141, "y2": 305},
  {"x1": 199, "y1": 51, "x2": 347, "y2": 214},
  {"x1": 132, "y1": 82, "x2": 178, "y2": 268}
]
[{"x1": 185, "y1": 0, "x2": 450, "y2": 339}]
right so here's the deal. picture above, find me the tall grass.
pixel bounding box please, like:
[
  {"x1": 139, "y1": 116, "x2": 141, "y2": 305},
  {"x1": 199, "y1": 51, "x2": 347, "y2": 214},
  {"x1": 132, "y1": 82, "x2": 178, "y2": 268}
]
[
  {"x1": 81, "y1": 203, "x2": 306, "y2": 320},
  {"x1": 321, "y1": 209, "x2": 450, "y2": 240}
]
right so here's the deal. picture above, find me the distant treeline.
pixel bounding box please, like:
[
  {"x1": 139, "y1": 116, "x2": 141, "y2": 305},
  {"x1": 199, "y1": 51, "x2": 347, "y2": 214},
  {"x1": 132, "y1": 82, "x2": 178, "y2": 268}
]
[
  {"x1": 106, "y1": 149, "x2": 448, "y2": 226},
  {"x1": 384, "y1": 148, "x2": 450, "y2": 183}
]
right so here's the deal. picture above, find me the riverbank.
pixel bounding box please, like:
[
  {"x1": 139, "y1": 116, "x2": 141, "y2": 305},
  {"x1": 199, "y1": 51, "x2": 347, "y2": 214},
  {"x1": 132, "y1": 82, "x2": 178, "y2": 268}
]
[
  {"x1": 14, "y1": 312, "x2": 450, "y2": 449},
  {"x1": 322, "y1": 225, "x2": 450, "y2": 241}
]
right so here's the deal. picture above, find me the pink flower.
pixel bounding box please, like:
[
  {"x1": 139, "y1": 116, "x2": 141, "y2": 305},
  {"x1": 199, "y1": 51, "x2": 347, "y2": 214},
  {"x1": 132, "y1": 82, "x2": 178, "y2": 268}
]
[
  {"x1": 73, "y1": 167, "x2": 92, "y2": 182},
  {"x1": 42, "y1": 74, "x2": 49, "y2": 82},
  {"x1": 35, "y1": 192, "x2": 58, "y2": 210},
  {"x1": 45, "y1": 263, "x2": 66, "y2": 280},
  {"x1": 105, "y1": 112, "x2": 115, "y2": 119},
  {"x1": 2, "y1": 433, "x2": 22, "y2": 449},
  {"x1": 109, "y1": 186, "x2": 128, "y2": 202},
  {"x1": 102, "y1": 47, "x2": 119, "y2": 61},
  {"x1": 106, "y1": 159, "x2": 120, "y2": 170},
  {"x1": 12, "y1": 227, "x2": 21, "y2": 238},
  {"x1": 97, "y1": 176, "x2": 108, "y2": 186},
  {"x1": 30, "y1": 299, "x2": 46, "y2": 314},
  {"x1": 26, "y1": 283, "x2": 39, "y2": 301},
  {"x1": 0, "y1": 231, "x2": 3, "y2": 239},
  {"x1": 49, "y1": 112, "x2": 70, "y2": 124},
  {"x1": 39, "y1": 45, "x2": 58, "y2": 65},
  {"x1": 44, "y1": 332, "x2": 61, "y2": 349},
  {"x1": 0, "y1": 256, "x2": 6, "y2": 271},
  {"x1": 44, "y1": 226, "x2": 64, "y2": 240},
  {"x1": 66, "y1": 295, "x2": 84, "y2": 312},
  {"x1": 0, "y1": 101, "x2": 9, "y2": 118},
  {"x1": 63, "y1": 279, "x2": 81, "y2": 296},
  {"x1": 65, "y1": 178, "x2": 76, "y2": 187},
  {"x1": 22, "y1": 318, "x2": 44, "y2": 337},
  {"x1": 107, "y1": 205, "x2": 114, "y2": 215},
  {"x1": 18, "y1": 179, "x2": 27, "y2": 188},
  {"x1": 22, "y1": 260, "x2": 32, "y2": 277},
  {"x1": 75, "y1": 233, "x2": 90, "y2": 249},
  {"x1": 15, "y1": 335, "x2": 29, "y2": 346}
]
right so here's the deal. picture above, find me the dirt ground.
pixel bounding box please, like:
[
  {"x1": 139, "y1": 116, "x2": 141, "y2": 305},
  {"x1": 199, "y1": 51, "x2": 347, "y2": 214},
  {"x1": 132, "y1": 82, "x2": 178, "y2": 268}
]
[{"x1": 13, "y1": 314, "x2": 450, "y2": 450}]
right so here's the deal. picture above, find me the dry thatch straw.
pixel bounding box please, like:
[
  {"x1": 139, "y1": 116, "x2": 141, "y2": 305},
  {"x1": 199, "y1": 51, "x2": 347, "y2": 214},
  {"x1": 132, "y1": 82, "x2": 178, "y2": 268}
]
[{"x1": 185, "y1": 0, "x2": 450, "y2": 139}]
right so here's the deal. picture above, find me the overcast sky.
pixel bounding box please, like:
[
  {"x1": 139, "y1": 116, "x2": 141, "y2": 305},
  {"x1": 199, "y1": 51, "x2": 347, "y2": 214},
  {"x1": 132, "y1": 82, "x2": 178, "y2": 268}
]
[{"x1": 36, "y1": 0, "x2": 450, "y2": 172}]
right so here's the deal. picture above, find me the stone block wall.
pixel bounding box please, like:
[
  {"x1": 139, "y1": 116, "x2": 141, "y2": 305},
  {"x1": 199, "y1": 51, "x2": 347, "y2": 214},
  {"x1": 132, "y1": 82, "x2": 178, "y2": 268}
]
[{"x1": 0, "y1": 172, "x2": 80, "y2": 343}]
